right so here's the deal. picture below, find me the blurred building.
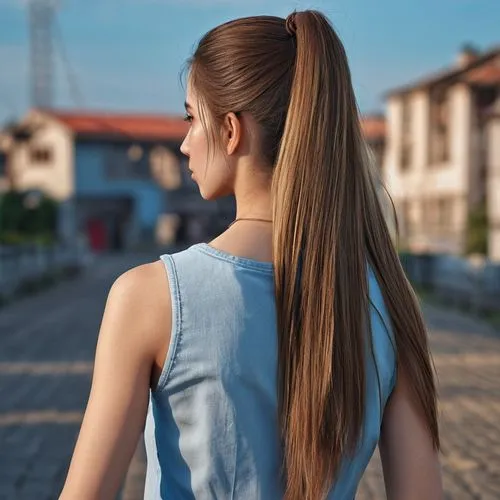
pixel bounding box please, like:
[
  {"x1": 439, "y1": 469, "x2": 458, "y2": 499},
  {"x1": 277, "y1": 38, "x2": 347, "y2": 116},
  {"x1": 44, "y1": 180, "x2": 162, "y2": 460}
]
[
  {"x1": 383, "y1": 45, "x2": 500, "y2": 259},
  {"x1": 4, "y1": 109, "x2": 235, "y2": 251},
  {"x1": 487, "y1": 86, "x2": 500, "y2": 261}
]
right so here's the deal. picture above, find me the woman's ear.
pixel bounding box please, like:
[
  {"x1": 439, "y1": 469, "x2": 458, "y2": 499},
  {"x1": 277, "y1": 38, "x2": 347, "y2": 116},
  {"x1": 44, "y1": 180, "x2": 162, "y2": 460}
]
[{"x1": 224, "y1": 112, "x2": 241, "y2": 156}]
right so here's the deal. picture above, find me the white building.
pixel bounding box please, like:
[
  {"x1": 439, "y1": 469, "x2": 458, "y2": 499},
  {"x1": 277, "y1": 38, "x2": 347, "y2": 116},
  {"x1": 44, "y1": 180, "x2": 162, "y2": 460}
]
[{"x1": 383, "y1": 45, "x2": 500, "y2": 260}]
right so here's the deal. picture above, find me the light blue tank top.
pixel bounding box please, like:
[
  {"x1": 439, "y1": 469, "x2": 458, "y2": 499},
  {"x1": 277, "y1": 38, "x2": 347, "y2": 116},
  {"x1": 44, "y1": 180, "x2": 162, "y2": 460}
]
[{"x1": 143, "y1": 243, "x2": 396, "y2": 499}]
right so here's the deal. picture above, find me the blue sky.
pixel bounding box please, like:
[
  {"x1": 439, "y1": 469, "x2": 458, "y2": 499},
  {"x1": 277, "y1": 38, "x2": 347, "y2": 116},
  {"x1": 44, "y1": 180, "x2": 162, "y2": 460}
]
[{"x1": 0, "y1": 0, "x2": 499, "y2": 124}]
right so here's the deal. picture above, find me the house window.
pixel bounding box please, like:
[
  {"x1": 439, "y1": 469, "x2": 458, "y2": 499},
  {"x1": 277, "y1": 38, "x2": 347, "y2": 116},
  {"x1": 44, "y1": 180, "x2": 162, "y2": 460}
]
[
  {"x1": 475, "y1": 87, "x2": 498, "y2": 187},
  {"x1": 422, "y1": 198, "x2": 431, "y2": 234},
  {"x1": 30, "y1": 145, "x2": 53, "y2": 164},
  {"x1": 423, "y1": 197, "x2": 454, "y2": 235},
  {"x1": 105, "y1": 143, "x2": 151, "y2": 180},
  {"x1": 475, "y1": 87, "x2": 498, "y2": 113},
  {"x1": 400, "y1": 97, "x2": 413, "y2": 171},
  {"x1": 437, "y1": 197, "x2": 452, "y2": 228},
  {"x1": 429, "y1": 90, "x2": 450, "y2": 164}
]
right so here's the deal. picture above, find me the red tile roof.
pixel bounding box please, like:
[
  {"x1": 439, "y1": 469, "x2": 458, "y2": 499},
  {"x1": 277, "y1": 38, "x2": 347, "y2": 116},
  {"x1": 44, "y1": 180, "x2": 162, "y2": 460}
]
[
  {"x1": 361, "y1": 115, "x2": 386, "y2": 142},
  {"x1": 465, "y1": 64, "x2": 500, "y2": 85},
  {"x1": 40, "y1": 109, "x2": 189, "y2": 141},
  {"x1": 38, "y1": 108, "x2": 384, "y2": 144}
]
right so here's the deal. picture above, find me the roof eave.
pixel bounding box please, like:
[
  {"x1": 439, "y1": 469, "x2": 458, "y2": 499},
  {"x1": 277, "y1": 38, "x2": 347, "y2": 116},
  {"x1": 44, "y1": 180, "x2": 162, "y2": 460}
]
[
  {"x1": 383, "y1": 46, "x2": 500, "y2": 100},
  {"x1": 73, "y1": 132, "x2": 185, "y2": 143}
]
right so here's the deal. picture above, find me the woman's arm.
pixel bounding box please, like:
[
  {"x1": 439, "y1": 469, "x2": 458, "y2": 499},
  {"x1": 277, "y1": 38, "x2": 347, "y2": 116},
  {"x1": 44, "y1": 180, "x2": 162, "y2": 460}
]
[
  {"x1": 379, "y1": 368, "x2": 444, "y2": 500},
  {"x1": 59, "y1": 261, "x2": 170, "y2": 500}
]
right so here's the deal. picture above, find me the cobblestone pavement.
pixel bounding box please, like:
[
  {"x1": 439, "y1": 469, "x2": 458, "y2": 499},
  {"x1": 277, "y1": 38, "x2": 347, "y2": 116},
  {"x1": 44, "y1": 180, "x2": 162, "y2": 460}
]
[
  {"x1": 0, "y1": 253, "x2": 499, "y2": 499},
  {"x1": 357, "y1": 302, "x2": 500, "y2": 500},
  {"x1": 0, "y1": 253, "x2": 155, "y2": 500}
]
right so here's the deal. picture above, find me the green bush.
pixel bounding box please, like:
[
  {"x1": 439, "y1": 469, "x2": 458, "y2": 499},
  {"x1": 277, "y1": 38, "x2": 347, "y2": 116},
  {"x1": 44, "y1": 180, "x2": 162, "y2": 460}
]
[
  {"x1": 0, "y1": 191, "x2": 24, "y2": 233},
  {"x1": 465, "y1": 203, "x2": 488, "y2": 256},
  {"x1": 0, "y1": 191, "x2": 58, "y2": 245}
]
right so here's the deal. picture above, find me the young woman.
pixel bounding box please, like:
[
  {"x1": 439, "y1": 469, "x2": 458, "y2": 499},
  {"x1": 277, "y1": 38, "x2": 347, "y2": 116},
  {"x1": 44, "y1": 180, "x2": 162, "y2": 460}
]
[{"x1": 60, "y1": 11, "x2": 443, "y2": 500}]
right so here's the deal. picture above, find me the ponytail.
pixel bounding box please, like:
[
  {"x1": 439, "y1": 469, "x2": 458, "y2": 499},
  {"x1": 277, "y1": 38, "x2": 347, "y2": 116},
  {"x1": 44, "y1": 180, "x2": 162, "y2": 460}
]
[
  {"x1": 272, "y1": 11, "x2": 439, "y2": 499},
  {"x1": 272, "y1": 11, "x2": 369, "y2": 498}
]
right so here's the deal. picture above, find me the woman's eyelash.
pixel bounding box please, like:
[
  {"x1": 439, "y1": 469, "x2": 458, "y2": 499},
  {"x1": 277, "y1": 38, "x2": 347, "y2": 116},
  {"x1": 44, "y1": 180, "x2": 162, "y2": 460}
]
[{"x1": 183, "y1": 113, "x2": 193, "y2": 123}]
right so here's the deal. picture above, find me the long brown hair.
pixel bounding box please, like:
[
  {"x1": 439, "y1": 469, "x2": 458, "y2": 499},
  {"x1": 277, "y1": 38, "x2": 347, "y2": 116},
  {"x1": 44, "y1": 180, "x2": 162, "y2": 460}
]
[{"x1": 187, "y1": 10, "x2": 439, "y2": 499}]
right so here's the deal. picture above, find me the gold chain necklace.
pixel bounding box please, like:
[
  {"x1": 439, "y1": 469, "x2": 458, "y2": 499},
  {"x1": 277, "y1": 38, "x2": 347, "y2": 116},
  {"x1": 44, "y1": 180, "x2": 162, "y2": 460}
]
[{"x1": 228, "y1": 217, "x2": 273, "y2": 229}]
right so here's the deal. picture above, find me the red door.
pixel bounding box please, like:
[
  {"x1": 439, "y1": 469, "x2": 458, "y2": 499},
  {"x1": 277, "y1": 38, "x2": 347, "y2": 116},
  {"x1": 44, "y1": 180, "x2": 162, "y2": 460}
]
[{"x1": 87, "y1": 218, "x2": 107, "y2": 252}]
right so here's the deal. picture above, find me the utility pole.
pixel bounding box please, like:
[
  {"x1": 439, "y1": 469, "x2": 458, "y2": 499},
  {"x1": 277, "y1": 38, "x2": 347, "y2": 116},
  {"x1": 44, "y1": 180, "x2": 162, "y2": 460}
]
[{"x1": 29, "y1": 0, "x2": 57, "y2": 108}]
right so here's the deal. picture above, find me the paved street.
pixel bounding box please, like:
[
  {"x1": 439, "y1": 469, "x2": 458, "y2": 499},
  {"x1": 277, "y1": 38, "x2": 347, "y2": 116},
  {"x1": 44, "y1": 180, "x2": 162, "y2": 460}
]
[
  {"x1": 358, "y1": 304, "x2": 500, "y2": 500},
  {"x1": 0, "y1": 253, "x2": 154, "y2": 500},
  {"x1": 0, "y1": 253, "x2": 499, "y2": 499}
]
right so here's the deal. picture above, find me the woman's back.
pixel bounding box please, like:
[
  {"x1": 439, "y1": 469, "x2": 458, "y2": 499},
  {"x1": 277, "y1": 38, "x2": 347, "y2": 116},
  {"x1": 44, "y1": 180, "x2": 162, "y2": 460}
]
[{"x1": 144, "y1": 243, "x2": 396, "y2": 499}]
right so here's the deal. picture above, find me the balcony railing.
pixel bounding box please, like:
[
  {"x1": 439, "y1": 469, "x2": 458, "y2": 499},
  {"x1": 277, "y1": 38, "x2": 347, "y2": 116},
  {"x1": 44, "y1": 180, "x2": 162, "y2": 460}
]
[{"x1": 400, "y1": 252, "x2": 500, "y2": 314}]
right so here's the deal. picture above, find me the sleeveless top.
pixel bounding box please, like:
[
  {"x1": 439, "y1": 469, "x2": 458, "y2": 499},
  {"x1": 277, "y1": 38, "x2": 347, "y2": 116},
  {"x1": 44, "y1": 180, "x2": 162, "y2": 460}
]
[{"x1": 143, "y1": 243, "x2": 397, "y2": 499}]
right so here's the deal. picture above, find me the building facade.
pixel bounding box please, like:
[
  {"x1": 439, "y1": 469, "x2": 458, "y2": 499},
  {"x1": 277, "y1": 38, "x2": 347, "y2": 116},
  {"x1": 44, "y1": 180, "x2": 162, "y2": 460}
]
[
  {"x1": 5, "y1": 109, "x2": 235, "y2": 251},
  {"x1": 487, "y1": 99, "x2": 500, "y2": 261},
  {"x1": 383, "y1": 46, "x2": 500, "y2": 260}
]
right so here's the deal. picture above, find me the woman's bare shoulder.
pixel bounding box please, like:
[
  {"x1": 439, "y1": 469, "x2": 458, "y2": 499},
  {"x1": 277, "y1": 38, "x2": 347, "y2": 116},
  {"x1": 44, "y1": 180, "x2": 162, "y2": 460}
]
[
  {"x1": 58, "y1": 260, "x2": 172, "y2": 499},
  {"x1": 107, "y1": 260, "x2": 172, "y2": 361}
]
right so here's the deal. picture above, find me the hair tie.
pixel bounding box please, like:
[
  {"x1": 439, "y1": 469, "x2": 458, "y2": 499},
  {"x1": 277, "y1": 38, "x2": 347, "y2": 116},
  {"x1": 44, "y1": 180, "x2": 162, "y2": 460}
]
[{"x1": 285, "y1": 12, "x2": 297, "y2": 37}]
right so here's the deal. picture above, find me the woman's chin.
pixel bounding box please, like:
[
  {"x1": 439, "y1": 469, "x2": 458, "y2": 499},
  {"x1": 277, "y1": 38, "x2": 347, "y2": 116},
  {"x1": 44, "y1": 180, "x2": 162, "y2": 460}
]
[
  {"x1": 198, "y1": 185, "x2": 227, "y2": 201},
  {"x1": 199, "y1": 189, "x2": 217, "y2": 201},
  {"x1": 196, "y1": 183, "x2": 211, "y2": 200}
]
